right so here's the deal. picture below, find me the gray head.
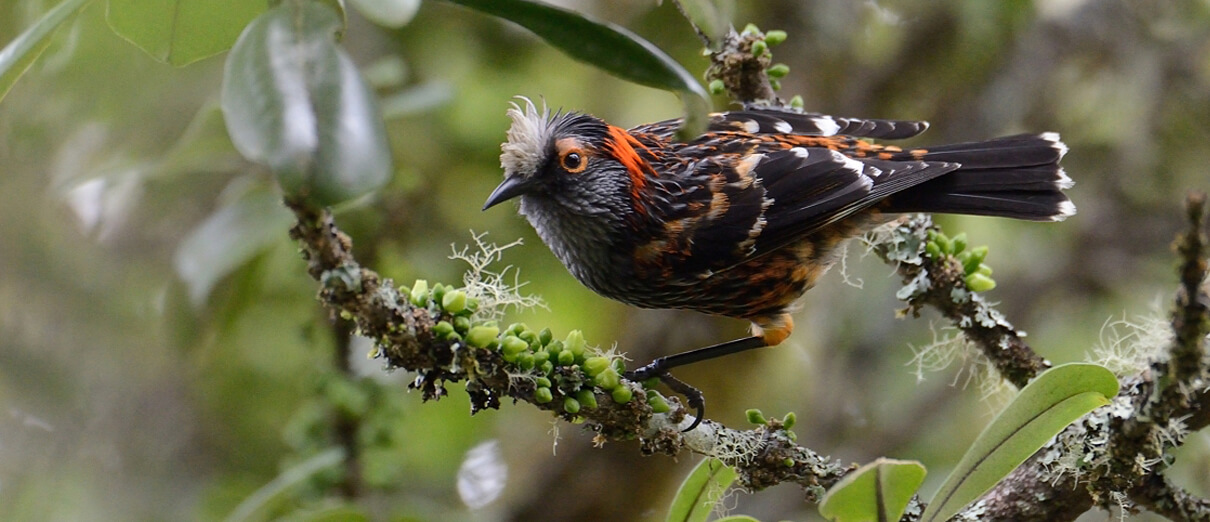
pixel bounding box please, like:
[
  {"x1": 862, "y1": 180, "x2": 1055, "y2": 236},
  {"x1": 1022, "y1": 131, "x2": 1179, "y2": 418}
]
[{"x1": 482, "y1": 98, "x2": 640, "y2": 289}]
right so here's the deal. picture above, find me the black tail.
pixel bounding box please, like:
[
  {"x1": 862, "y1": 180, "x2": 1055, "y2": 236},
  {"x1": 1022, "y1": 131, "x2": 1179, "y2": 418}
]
[{"x1": 884, "y1": 133, "x2": 1075, "y2": 221}]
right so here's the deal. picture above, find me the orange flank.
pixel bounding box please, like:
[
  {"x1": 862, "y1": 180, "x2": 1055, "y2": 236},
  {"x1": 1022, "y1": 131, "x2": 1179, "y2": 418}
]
[{"x1": 751, "y1": 313, "x2": 794, "y2": 346}]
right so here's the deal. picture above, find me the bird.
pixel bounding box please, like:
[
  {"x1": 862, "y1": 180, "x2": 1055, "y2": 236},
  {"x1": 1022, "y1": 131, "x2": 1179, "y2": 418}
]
[{"x1": 483, "y1": 98, "x2": 1073, "y2": 430}]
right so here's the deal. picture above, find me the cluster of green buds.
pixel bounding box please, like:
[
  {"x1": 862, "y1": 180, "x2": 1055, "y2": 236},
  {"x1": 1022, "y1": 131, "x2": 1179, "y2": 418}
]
[
  {"x1": 745, "y1": 23, "x2": 790, "y2": 91},
  {"x1": 923, "y1": 231, "x2": 996, "y2": 292},
  {"x1": 745, "y1": 408, "x2": 799, "y2": 441},
  {"x1": 403, "y1": 279, "x2": 479, "y2": 316},
  {"x1": 708, "y1": 24, "x2": 792, "y2": 96},
  {"x1": 401, "y1": 278, "x2": 683, "y2": 417}
]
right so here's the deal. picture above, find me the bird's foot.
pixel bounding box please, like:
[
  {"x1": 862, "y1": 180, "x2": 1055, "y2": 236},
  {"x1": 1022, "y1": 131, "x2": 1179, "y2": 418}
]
[{"x1": 625, "y1": 362, "x2": 705, "y2": 432}]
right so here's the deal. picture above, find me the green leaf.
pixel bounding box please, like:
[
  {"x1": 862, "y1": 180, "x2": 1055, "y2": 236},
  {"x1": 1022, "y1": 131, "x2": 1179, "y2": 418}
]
[
  {"x1": 349, "y1": 0, "x2": 421, "y2": 28},
  {"x1": 819, "y1": 458, "x2": 926, "y2": 522},
  {"x1": 221, "y1": 0, "x2": 392, "y2": 207},
  {"x1": 174, "y1": 185, "x2": 293, "y2": 305},
  {"x1": 675, "y1": 0, "x2": 734, "y2": 50},
  {"x1": 106, "y1": 0, "x2": 267, "y2": 66},
  {"x1": 443, "y1": 0, "x2": 709, "y2": 139},
  {"x1": 666, "y1": 458, "x2": 737, "y2": 522},
  {"x1": 921, "y1": 363, "x2": 1119, "y2": 522},
  {"x1": 223, "y1": 447, "x2": 345, "y2": 522},
  {"x1": 0, "y1": 0, "x2": 91, "y2": 104}
]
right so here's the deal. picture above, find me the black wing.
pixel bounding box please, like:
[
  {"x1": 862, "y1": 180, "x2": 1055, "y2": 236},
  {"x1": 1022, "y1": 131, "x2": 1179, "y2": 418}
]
[{"x1": 631, "y1": 109, "x2": 930, "y2": 140}]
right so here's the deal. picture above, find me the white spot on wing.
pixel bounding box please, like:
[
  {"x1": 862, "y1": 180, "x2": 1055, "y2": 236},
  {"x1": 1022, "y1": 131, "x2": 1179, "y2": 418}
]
[
  {"x1": 773, "y1": 120, "x2": 793, "y2": 133},
  {"x1": 830, "y1": 150, "x2": 873, "y2": 189},
  {"x1": 1041, "y1": 132, "x2": 1069, "y2": 159},
  {"x1": 1052, "y1": 200, "x2": 1077, "y2": 220},
  {"x1": 811, "y1": 116, "x2": 841, "y2": 136},
  {"x1": 1055, "y1": 168, "x2": 1075, "y2": 189},
  {"x1": 790, "y1": 147, "x2": 811, "y2": 159},
  {"x1": 742, "y1": 119, "x2": 760, "y2": 133}
]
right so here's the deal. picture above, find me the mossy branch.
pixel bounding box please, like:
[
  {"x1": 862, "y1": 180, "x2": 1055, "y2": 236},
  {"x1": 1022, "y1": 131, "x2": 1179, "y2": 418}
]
[
  {"x1": 285, "y1": 200, "x2": 856, "y2": 497},
  {"x1": 871, "y1": 215, "x2": 1050, "y2": 388}
]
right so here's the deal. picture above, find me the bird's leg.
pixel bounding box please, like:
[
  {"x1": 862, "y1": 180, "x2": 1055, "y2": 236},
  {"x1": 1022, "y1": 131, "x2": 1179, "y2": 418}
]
[
  {"x1": 625, "y1": 336, "x2": 769, "y2": 432},
  {"x1": 624, "y1": 314, "x2": 794, "y2": 432}
]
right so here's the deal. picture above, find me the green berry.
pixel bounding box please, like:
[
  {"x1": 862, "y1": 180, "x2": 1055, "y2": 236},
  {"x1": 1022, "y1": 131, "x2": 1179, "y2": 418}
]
[
  {"x1": 610, "y1": 386, "x2": 633, "y2": 404},
  {"x1": 564, "y1": 330, "x2": 586, "y2": 358},
  {"x1": 783, "y1": 412, "x2": 797, "y2": 429},
  {"x1": 646, "y1": 390, "x2": 671, "y2": 413},
  {"x1": 642, "y1": 377, "x2": 661, "y2": 390},
  {"x1": 751, "y1": 39, "x2": 768, "y2": 58},
  {"x1": 507, "y1": 322, "x2": 528, "y2": 336},
  {"x1": 453, "y1": 316, "x2": 471, "y2": 334},
  {"x1": 746, "y1": 408, "x2": 767, "y2": 425},
  {"x1": 582, "y1": 356, "x2": 610, "y2": 377},
  {"x1": 539, "y1": 361, "x2": 554, "y2": 375},
  {"x1": 575, "y1": 389, "x2": 598, "y2": 410},
  {"x1": 963, "y1": 246, "x2": 989, "y2": 274},
  {"x1": 534, "y1": 387, "x2": 553, "y2": 404},
  {"x1": 563, "y1": 397, "x2": 581, "y2": 414},
  {"x1": 535, "y1": 376, "x2": 551, "y2": 388},
  {"x1": 977, "y1": 264, "x2": 993, "y2": 276},
  {"x1": 965, "y1": 273, "x2": 997, "y2": 292},
  {"x1": 430, "y1": 283, "x2": 447, "y2": 307},
  {"x1": 951, "y1": 233, "x2": 967, "y2": 254},
  {"x1": 709, "y1": 79, "x2": 726, "y2": 95},
  {"x1": 442, "y1": 290, "x2": 467, "y2": 314},
  {"x1": 538, "y1": 328, "x2": 553, "y2": 346},
  {"x1": 465, "y1": 325, "x2": 500, "y2": 348},
  {"x1": 517, "y1": 352, "x2": 535, "y2": 370},
  {"x1": 925, "y1": 241, "x2": 943, "y2": 259},
  {"x1": 519, "y1": 330, "x2": 539, "y2": 346},
  {"x1": 767, "y1": 63, "x2": 790, "y2": 78},
  {"x1": 783, "y1": 458, "x2": 795, "y2": 467},
  {"x1": 741, "y1": 23, "x2": 760, "y2": 36},
  {"x1": 433, "y1": 321, "x2": 454, "y2": 338},
  {"x1": 558, "y1": 350, "x2": 576, "y2": 366},
  {"x1": 532, "y1": 350, "x2": 550, "y2": 365},
  {"x1": 409, "y1": 279, "x2": 429, "y2": 307},
  {"x1": 770, "y1": 79, "x2": 781, "y2": 91},
  {"x1": 765, "y1": 30, "x2": 787, "y2": 46},
  {"x1": 593, "y1": 368, "x2": 621, "y2": 390},
  {"x1": 501, "y1": 336, "x2": 529, "y2": 362},
  {"x1": 935, "y1": 233, "x2": 953, "y2": 254},
  {"x1": 445, "y1": 332, "x2": 461, "y2": 343},
  {"x1": 789, "y1": 95, "x2": 804, "y2": 109}
]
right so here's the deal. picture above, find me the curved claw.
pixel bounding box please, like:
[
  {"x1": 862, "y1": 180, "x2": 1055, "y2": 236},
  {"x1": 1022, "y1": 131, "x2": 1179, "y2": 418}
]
[{"x1": 659, "y1": 373, "x2": 705, "y2": 432}]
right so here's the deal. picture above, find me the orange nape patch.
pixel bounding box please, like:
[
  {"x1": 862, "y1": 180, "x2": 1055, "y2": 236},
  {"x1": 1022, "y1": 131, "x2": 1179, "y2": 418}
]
[
  {"x1": 605, "y1": 125, "x2": 658, "y2": 200},
  {"x1": 750, "y1": 313, "x2": 794, "y2": 346}
]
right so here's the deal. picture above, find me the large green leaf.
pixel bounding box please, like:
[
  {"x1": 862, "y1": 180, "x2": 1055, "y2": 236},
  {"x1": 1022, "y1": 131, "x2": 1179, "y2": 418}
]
[
  {"x1": 223, "y1": 447, "x2": 345, "y2": 522},
  {"x1": 443, "y1": 0, "x2": 709, "y2": 139},
  {"x1": 666, "y1": 458, "x2": 737, "y2": 522},
  {"x1": 107, "y1": 0, "x2": 267, "y2": 66},
  {"x1": 921, "y1": 363, "x2": 1119, "y2": 522},
  {"x1": 221, "y1": 0, "x2": 392, "y2": 207},
  {"x1": 0, "y1": 0, "x2": 92, "y2": 103},
  {"x1": 174, "y1": 184, "x2": 293, "y2": 306},
  {"x1": 819, "y1": 458, "x2": 926, "y2": 522}
]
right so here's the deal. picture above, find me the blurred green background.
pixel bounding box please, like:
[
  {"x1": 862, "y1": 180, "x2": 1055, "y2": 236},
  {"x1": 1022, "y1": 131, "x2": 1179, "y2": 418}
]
[{"x1": 2, "y1": 0, "x2": 1208, "y2": 520}]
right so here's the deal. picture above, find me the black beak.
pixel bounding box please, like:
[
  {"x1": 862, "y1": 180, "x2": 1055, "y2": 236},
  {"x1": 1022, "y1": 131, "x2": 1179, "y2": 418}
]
[{"x1": 483, "y1": 175, "x2": 534, "y2": 210}]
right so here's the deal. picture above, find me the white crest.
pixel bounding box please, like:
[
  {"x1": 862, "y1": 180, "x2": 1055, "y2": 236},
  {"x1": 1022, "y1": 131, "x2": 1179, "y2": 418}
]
[{"x1": 500, "y1": 97, "x2": 553, "y2": 178}]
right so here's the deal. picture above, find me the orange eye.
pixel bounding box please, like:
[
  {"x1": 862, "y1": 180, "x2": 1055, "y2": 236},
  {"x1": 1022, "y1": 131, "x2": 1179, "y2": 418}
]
[{"x1": 560, "y1": 150, "x2": 587, "y2": 173}]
